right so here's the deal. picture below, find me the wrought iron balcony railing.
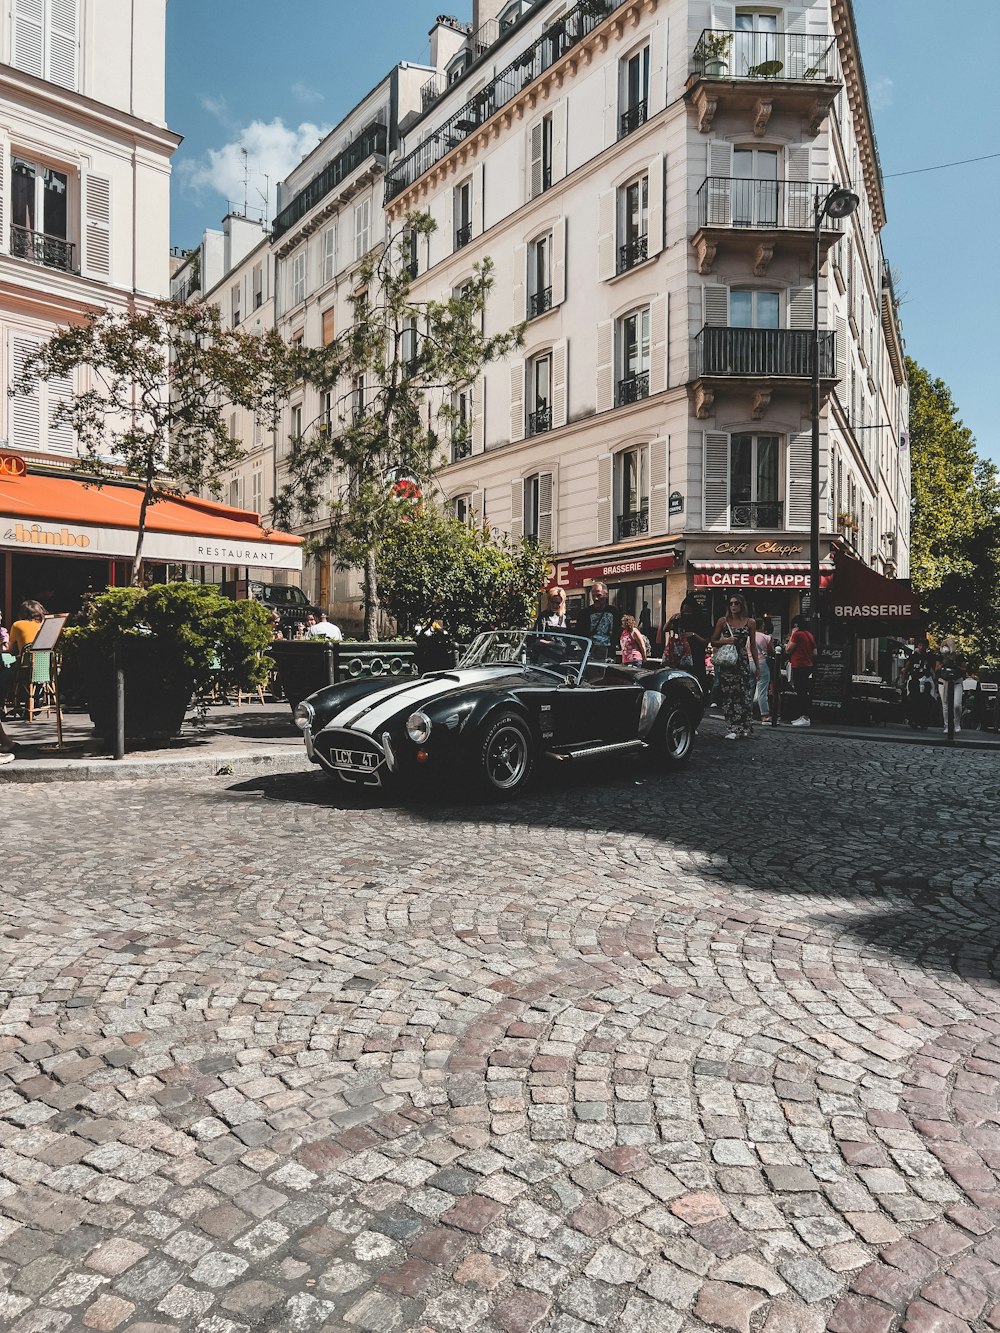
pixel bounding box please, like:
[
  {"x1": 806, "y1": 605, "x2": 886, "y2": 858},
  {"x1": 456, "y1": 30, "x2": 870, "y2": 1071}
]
[
  {"x1": 618, "y1": 234, "x2": 648, "y2": 273},
  {"x1": 695, "y1": 326, "x2": 835, "y2": 378},
  {"x1": 731, "y1": 500, "x2": 785, "y2": 529},
  {"x1": 619, "y1": 99, "x2": 648, "y2": 139},
  {"x1": 273, "y1": 119, "x2": 387, "y2": 239},
  {"x1": 527, "y1": 406, "x2": 552, "y2": 436},
  {"x1": 692, "y1": 29, "x2": 838, "y2": 82},
  {"x1": 10, "y1": 225, "x2": 76, "y2": 273},
  {"x1": 617, "y1": 509, "x2": 649, "y2": 539},
  {"x1": 616, "y1": 372, "x2": 649, "y2": 406},
  {"x1": 696, "y1": 177, "x2": 846, "y2": 230},
  {"x1": 455, "y1": 222, "x2": 473, "y2": 249},
  {"x1": 528, "y1": 286, "x2": 552, "y2": 319},
  {"x1": 385, "y1": 0, "x2": 628, "y2": 201},
  {"x1": 452, "y1": 436, "x2": 473, "y2": 462}
]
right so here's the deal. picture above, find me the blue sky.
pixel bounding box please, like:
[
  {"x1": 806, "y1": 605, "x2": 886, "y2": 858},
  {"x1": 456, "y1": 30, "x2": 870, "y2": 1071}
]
[{"x1": 166, "y1": 0, "x2": 1000, "y2": 466}]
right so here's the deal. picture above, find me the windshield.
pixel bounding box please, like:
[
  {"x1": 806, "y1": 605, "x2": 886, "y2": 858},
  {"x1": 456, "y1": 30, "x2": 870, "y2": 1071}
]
[
  {"x1": 460, "y1": 630, "x2": 591, "y2": 683},
  {"x1": 251, "y1": 585, "x2": 308, "y2": 607}
]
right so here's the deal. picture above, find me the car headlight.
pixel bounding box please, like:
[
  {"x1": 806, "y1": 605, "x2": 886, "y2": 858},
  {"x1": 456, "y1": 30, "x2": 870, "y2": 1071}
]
[
  {"x1": 406, "y1": 710, "x2": 432, "y2": 744},
  {"x1": 294, "y1": 701, "x2": 315, "y2": 731}
]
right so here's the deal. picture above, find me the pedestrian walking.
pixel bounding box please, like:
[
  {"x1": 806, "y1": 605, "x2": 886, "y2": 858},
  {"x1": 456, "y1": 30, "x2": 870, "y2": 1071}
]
[
  {"x1": 665, "y1": 596, "x2": 711, "y2": 693},
  {"x1": 754, "y1": 615, "x2": 775, "y2": 722},
  {"x1": 619, "y1": 614, "x2": 646, "y2": 664},
  {"x1": 901, "y1": 638, "x2": 938, "y2": 729},
  {"x1": 710, "y1": 594, "x2": 759, "y2": 740},
  {"x1": 785, "y1": 615, "x2": 816, "y2": 727},
  {"x1": 936, "y1": 636, "x2": 966, "y2": 734},
  {"x1": 536, "y1": 588, "x2": 568, "y2": 631}
]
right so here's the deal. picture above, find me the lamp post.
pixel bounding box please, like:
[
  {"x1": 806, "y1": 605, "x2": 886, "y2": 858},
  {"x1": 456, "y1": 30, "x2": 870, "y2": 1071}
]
[{"x1": 811, "y1": 185, "x2": 859, "y2": 640}]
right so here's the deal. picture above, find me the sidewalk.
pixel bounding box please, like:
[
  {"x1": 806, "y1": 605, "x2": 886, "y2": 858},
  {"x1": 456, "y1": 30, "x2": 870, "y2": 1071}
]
[
  {"x1": 701, "y1": 708, "x2": 1000, "y2": 750},
  {"x1": 0, "y1": 698, "x2": 312, "y2": 782}
]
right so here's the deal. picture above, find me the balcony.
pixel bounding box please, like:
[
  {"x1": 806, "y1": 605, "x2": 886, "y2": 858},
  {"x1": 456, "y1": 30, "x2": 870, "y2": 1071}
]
[
  {"x1": 10, "y1": 225, "x2": 76, "y2": 273},
  {"x1": 618, "y1": 234, "x2": 648, "y2": 274},
  {"x1": 731, "y1": 499, "x2": 784, "y2": 529},
  {"x1": 528, "y1": 286, "x2": 552, "y2": 319},
  {"x1": 452, "y1": 436, "x2": 473, "y2": 462},
  {"x1": 690, "y1": 326, "x2": 835, "y2": 418},
  {"x1": 527, "y1": 406, "x2": 551, "y2": 436},
  {"x1": 692, "y1": 177, "x2": 844, "y2": 275},
  {"x1": 619, "y1": 99, "x2": 648, "y2": 139},
  {"x1": 617, "y1": 509, "x2": 649, "y2": 539},
  {"x1": 686, "y1": 29, "x2": 841, "y2": 136},
  {"x1": 616, "y1": 372, "x2": 649, "y2": 406},
  {"x1": 455, "y1": 222, "x2": 473, "y2": 250},
  {"x1": 273, "y1": 119, "x2": 387, "y2": 240}
]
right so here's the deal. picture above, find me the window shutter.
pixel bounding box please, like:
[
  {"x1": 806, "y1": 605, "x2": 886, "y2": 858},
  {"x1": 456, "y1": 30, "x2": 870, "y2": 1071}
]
[
  {"x1": 509, "y1": 361, "x2": 525, "y2": 443},
  {"x1": 784, "y1": 8, "x2": 807, "y2": 78},
  {"x1": 784, "y1": 145, "x2": 811, "y2": 228},
  {"x1": 707, "y1": 141, "x2": 733, "y2": 226},
  {"x1": 82, "y1": 173, "x2": 111, "y2": 280},
  {"x1": 473, "y1": 164, "x2": 485, "y2": 235},
  {"x1": 552, "y1": 339, "x2": 567, "y2": 429},
  {"x1": 597, "y1": 189, "x2": 615, "y2": 281},
  {"x1": 552, "y1": 98, "x2": 568, "y2": 184},
  {"x1": 528, "y1": 122, "x2": 544, "y2": 199},
  {"x1": 0, "y1": 139, "x2": 7, "y2": 254},
  {"x1": 787, "y1": 286, "x2": 812, "y2": 330},
  {"x1": 12, "y1": 0, "x2": 44, "y2": 79},
  {"x1": 10, "y1": 337, "x2": 41, "y2": 452},
  {"x1": 604, "y1": 62, "x2": 618, "y2": 148},
  {"x1": 649, "y1": 296, "x2": 667, "y2": 395},
  {"x1": 703, "y1": 285, "x2": 729, "y2": 326},
  {"x1": 512, "y1": 243, "x2": 526, "y2": 322},
  {"x1": 648, "y1": 21, "x2": 667, "y2": 117},
  {"x1": 552, "y1": 217, "x2": 566, "y2": 307},
  {"x1": 649, "y1": 437, "x2": 669, "y2": 535},
  {"x1": 442, "y1": 189, "x2": 453, "y2": 260},
  {"x1": 323, "y1": 226, "x2": 337, "y2": 283},
  {"x1": 647, "y1": 155, "x2": 664, "y2": 258},
  {"x1": 47, "y1": 366, "x2": 74, "y2": 455},
  {"x1": 703, "y1": 430, "x2": 730, "y2": 530},
  {"x1": 472, "y1": 379, "x2": 485, "y2": 454},
  {"x1": 470, "y1": 489, "x2": 485, "y2": 526},
  {"x1": 510, "y1": 478, "x2": 524, "y2": 540},
  {"x1": 711, "y1": 2, "x2": 735, "y2": 29},
  {"x1": 538, "y1": 470, "x2": 554, "y2": 548},
  {"x1": 597, "y1": 454, "x2": 612, "y2": 545},
  {"x1": 48, "y1": 0, "x2": 78, "y2": 90},
  {"x1": 787, "y1": 431, "x2": 811, "y2": 530},
  {"x1": 596, "y1": 318, "x2": 614, "y2": 413}
]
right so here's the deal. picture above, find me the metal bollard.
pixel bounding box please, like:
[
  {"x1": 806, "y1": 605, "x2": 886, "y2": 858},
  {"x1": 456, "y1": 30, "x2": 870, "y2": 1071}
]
[
  {"x1": 947, "y1": 676, "x2": 955, "y2": 743},
  {"x1": 114, "y1": 651, "x2": 125, "y2": 761}
]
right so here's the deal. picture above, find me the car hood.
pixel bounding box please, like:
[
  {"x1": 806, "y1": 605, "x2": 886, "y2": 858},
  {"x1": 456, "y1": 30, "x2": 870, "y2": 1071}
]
[{"x1": 318, "y1": 667, "x2": 524, "y2": 737}]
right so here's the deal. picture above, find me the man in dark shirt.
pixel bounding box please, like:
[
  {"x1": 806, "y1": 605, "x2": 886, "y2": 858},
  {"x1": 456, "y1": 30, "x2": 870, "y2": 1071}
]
[{"x1": 573, "y1": 582, "x2": 622, "y2": 662}]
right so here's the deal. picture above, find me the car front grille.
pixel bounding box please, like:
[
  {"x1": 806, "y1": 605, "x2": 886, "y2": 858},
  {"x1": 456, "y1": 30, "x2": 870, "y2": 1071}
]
[{"x1": 313, "y1": 728, "x2": 386, "y2": 785}]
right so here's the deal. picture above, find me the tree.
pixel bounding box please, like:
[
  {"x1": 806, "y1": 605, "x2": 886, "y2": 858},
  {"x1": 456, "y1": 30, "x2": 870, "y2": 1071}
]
[
  {"x1": 907, "y1": 356, "x2": 1000, "y2": 657},
  {"x1": 379, "y1": 507, "x2": 552, "y2": 642},
  {"x1": 10, "y1": 302, "x2": 294, "y2": 584},
  {"x1": 273, "y1": 212, "x2": 524, "y2": 640}
]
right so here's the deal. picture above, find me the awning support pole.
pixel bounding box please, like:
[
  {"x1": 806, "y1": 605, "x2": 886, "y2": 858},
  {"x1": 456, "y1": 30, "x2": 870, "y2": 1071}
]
[{"x1": 114, "y1": 650, "x2": 125, "y2": 761}]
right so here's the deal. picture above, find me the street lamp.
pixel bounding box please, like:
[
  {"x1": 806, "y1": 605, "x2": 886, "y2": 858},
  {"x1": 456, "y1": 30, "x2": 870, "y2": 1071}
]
[{"x1": 810, "y1": 185, "x2": 859, "y2": 640}]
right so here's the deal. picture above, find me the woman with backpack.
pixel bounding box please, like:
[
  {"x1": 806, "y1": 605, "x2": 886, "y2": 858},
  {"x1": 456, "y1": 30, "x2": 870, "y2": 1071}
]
[
  {"x1": 665, "y1": 596, "x2": 711, "y2": 692},
  {"x1": 620, "y1": 614, "x2": 648, "y2": 664}
]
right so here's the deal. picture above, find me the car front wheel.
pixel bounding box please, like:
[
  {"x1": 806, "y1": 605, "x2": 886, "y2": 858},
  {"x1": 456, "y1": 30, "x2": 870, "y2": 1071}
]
[
  {"x1": 477, "y1": 712, "x2": 534, "y2": 798},
  {"x1": 652, "y1": 702, "x2": 696, "y2": 767}
]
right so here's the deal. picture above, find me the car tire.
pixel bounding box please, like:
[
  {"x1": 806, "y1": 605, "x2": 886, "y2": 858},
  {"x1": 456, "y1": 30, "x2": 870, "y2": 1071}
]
[
  {"x1": 651, "y1": 701, "x2": 696, "y2": 767},
  {"x1": 477, "y1": 711, "x2": 535, "y2": 798}
]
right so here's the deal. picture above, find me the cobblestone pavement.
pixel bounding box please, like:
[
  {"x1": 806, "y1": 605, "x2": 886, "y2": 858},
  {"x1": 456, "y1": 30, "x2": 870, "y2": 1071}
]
[{"x1": 3, "y1": 726, "x2": 1000, "y2": 1333}]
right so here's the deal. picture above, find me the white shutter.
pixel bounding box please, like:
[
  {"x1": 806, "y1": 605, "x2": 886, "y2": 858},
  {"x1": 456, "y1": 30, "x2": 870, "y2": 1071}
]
[
  {"x1": 703, "y1": 430, "x2": 730, "y2": 530},
  {"x1": 10, "y1": 337, "x2": 41, "y2": 453},
  {"x1": 648, "y1": 21, "x2": 667, "y2": 117},
  {"x1": 784, "y1": 9, "x2": 807, "y2": 78},
  {"x1": 510, "y1": 478, "x2": 524, "y2": 541},
  {"x1": 649, "y1": 296, "x2": 667, "y2": 394},
  {"x1": 552, "y1": 218, "x2": 566, "y2": 307},
  {"x1": 597, "y1": 189, "x2": 615, "y2": 281},
  {"x1": 596, "y1": 319, "x2": 614, "y2": 413},
  {"x1": 442, "y1": 189, "x2": 454, "y2": 258},
  {"x1": 552, "y1": 339, "x2": 567, "y2": 429},
  {"x1": 711, "y1": 2, "x2": 736, "y2": 28},
  {"x1": 82, "y1": 173, "x2": 112, "y2": 280},
  {"x1": 528, "y1": 122, "x2": 544, "y2": 200},
  {"x1": 707, "y1": 141, "x2": 733, "y2": 226},
  {"x1": 510, "y1": 361, "x2": 525, "y2": 443},
  {"x1": 12, "y1": 0, "x2": 44, "y2": 79},
  {"x1": 47, "y1": 366, "x2": 75, "y2": 455},
  {"x1": 473, "y1": 164, "x2": 485, "y2": 235},
  {"x1": 552, "y1": 98, "x2": 568, "y2": 184},
  {"x1": 472, "y1": 379, "x2": 485, "y2": 454},
  {"x1": 323, "y1": 226, "x2": 337, "y2": 283},
  {"x1": 355, "y1": 199, "x2": 370, "y2": 259},
  {"x1": 597, "y1": 454, "x2": 612, "y2": 545},
  {"x1": 844, "y1": 236, "x2": 853, "y2": 321},
  {"x1": 0, "y1": 139, "x2": 7, "y2": 254},
  {"x1": 604, "y1": 62, "x2": 618, "y2": 148},
  {"x1": 784, "y1": 145, "x2": 811, "y2": 228},
  {"x1": 538, "y1": 471, "x2": 554, "y2": 549},
  {"x1": 788, "y1": 286, "x2": 813, "y2": 330},
  {"x1": 48, "y1": 0, "x2": 78, "y2": 90},
  {"x1": 647, "y1": 155, "x2": 664, "y2": 259},
  {"x1": 512, "y1": 243, "x2": 526, "y2": 322},
  {"x1": 470, "y1": 489, "x2": 485, "y2": 526},
  {"x1": 703, "y1": 285, "x2": 729, "y2": 326},
  {"x1": 787, "y1": 431, "x2": 811, "y2": 530},
  {"x1": 649, "y1": 438, "x2": 669, "y2": 535}
]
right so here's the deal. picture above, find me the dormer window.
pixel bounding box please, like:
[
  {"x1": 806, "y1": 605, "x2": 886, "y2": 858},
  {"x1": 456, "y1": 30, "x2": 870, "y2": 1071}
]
[{"x1": 446, "y1": 52, "x2": 468, "y2": 85}]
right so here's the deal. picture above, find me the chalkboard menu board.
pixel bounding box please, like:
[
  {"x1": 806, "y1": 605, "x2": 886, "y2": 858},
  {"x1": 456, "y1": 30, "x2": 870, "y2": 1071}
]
[{"x1": 811, "y1": 644, "x2": 852, "y2": 714}]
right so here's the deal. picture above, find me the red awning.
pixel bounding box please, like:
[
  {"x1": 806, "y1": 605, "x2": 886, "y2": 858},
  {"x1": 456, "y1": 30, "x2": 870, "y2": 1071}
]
[
  {"x1": 689, "y1": 560, "x2": 833, "y2": 590},
  {"x1": 828, "y1": 548, "x2": 922, "y2": 629},
  {"x1": 547, "y1": 552, "x2": 676, "y2": 589}
]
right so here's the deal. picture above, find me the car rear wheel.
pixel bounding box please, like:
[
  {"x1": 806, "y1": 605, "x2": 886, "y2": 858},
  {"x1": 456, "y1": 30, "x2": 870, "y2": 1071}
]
[
  {"x1": 651, "y1": 702, "x2": 696, "y2": 767},
  {"x1": 478, "y1": 712, "x2": 534, "y2": 798}
]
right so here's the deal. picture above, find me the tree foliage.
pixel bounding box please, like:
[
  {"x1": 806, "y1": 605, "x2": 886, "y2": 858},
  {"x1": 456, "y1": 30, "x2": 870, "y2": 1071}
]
[
  {"x1": 379, "y1": 508, "x2": 552, "y2": 642},
  {"x1": 273, "y1": 212, "x2": 524, "y2": 640},
  {"x1": 907, "y1": 356, "x2": 1000, "y2": 659},
  {"x1": 10, "y1": 302, "x2": 295, "y2": 583}
]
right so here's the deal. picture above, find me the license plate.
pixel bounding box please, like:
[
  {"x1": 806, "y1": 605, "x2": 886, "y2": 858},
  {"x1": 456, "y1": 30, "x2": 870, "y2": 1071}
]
[{"x1": 335, "y1": 749, "x2": 380, "y2": 771}]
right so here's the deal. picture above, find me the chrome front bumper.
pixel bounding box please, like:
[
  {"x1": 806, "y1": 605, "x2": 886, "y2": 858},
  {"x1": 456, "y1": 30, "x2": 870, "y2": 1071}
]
[{"x1": 312, "y1": 727, "x2": 386, "y2": 786}]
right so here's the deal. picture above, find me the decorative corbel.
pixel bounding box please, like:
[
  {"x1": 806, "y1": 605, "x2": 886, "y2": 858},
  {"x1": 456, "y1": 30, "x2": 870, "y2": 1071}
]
[
  {"x1": 692, "y1": 87, "x2": 718, "y2": 133},
  {"x1": 752, "y1": 98, "x2": 773, "y2": 136},
  {"x1": 690, "y1": 383, "x2": 715, "y2": 420},
  {"x1": 807, "y1": 103, "x2": 827, "y2": 136},
  {"x1": 750, "y1": 389, "x2": 772, "y2": 420},
  {"x1": 752, "y1": 241, "x2": 774, "y2": 276},
  {"x1": 693, "y1": 234, "x2": 717, "y2": 275}
]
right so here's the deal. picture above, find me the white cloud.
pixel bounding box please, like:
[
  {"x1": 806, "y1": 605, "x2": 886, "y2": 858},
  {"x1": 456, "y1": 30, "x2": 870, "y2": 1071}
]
[
  {"x1": 178, "y1": 118, "x2": 331, "y2": 219},
  {"x1": 291, "y1": 81, "x2": 325, "y2": 107},
  {"x1": 869, "y1": 76, "x2": 894, "y2": 112},
  {"x1": 200, "y1": 94, "x2": 230, "y2": 121}
]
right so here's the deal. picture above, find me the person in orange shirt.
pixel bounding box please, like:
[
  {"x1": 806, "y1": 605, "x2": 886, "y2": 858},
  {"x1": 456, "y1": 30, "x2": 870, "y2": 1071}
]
[{"x1": 8, "y1": 600, "x2": 46, "y2": 657}]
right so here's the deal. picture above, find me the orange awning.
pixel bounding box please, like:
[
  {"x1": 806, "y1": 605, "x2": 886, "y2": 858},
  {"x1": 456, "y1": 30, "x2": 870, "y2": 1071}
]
[{"x1": 0, "y1": 472, "x2": 302, "y2": 570}]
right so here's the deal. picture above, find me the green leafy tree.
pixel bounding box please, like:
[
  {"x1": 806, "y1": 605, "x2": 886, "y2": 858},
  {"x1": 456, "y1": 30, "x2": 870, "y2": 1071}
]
[
  {"x1": 10, "y1": 302, "x2": 294, "y2": 584},
  {"x1": 274, "y1": 212, "x2": 524, "y2": 640},
  {"x1": 907, "y1": 356, "x2": 1000, "y2": 656},
  {"x1": 379, "y1": 507, "x2": 552, "y2": 642}
]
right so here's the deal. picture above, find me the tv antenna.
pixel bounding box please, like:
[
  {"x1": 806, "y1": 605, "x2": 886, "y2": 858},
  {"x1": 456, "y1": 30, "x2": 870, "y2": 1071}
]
[{"x1": 240, "y1": 145, "x2": 249, "y2": 216}]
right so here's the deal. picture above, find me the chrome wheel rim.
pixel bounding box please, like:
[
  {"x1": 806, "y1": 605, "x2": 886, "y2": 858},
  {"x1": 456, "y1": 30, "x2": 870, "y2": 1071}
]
[
  {"x1": 485, "y1": 725, "x2": 529, "y2": 789},
  {"x1": 664, "y1": 708, "x2": 693, "y2": 760}
]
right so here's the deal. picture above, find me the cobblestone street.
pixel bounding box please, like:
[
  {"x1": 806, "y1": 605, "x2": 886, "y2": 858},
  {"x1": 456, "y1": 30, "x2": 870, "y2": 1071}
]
[{"x1": 2, "y1": 725, "x2": 1000, "y2": 1333}]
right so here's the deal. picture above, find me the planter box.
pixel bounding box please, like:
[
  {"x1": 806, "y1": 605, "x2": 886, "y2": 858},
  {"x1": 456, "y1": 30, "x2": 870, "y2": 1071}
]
[
  {"x1": 79, "y1": 643, "x2": 194, "y2": 742},
  {"x1": 269, "y1": 640, "x2": 418, "y2": 712}
]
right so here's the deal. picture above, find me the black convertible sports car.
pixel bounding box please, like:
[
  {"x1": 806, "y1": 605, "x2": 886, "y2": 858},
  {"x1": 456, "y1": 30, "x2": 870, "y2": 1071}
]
[{"x1": 295, "y1": 630, "x2": 704, "y2": 798}]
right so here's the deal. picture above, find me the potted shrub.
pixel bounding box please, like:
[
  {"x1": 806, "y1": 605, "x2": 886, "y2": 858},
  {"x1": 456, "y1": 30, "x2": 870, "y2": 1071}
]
[
  {"x1": 701, "y1": 31, "x2": 733, "y2": 76},
  {"x1": 268, "y1": 637, "x2": 419, "y2": 713},
  {"x1": 66, "y1": 583, "x2": 271, "y2": 743}
]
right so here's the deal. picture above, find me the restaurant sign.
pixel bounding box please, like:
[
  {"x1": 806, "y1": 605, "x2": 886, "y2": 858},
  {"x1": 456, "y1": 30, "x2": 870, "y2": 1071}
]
[
  {"x1": 1, "y1": 518, "x2": 303, "y2": 570},
  {"x1": 714, "y1": 541, "x2": 803, "y2": 557},
  {"x1": 693, "y1": 568, "x2": 830, "y2": 590},
  {"x1": 0, "y1": 453, "x2": 27, "y2": 478},
  {"x1": 548, "y1": 552, "x2": 676, "y2": 588}
]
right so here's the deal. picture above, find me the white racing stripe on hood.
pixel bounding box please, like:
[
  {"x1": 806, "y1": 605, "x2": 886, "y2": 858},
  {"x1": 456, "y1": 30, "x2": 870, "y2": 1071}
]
[{"x1": 329, "y1": 668, "x2": 508, "y2": 737}]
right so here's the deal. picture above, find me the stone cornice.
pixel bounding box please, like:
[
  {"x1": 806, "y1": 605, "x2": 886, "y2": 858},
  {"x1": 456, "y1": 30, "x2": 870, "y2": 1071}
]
[{"x1": 830, "y1": 0, "x2": 885, "y2": 231}]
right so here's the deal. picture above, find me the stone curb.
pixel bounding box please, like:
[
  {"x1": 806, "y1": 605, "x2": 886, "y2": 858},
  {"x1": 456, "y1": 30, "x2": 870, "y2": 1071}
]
[
  {"x1": 702, "y1": 715, "x2": 1000, "y2": 751},
  {"x1": 0, "y1": 747, "x2": 312, "y2": 784}
]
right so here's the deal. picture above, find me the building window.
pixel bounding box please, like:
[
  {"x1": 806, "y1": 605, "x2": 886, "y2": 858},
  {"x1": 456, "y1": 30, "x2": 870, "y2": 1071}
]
[
  {"x1": 619, "y1": 45, "x2": 649, "y2": 138},
  {"x1": 251, "y1": 471, "x2": 262, "y2": 515},
  {"x1": 291, "y1": 250, "x2": 306, "y2": 306},
  {"x1": 455, "y1": 179, "x2": 473, "y2": 250},
  {"x1": 231, "y1": 282, "x2": 241, "y2": 328},
  {"x1": 730, "y1": 434, "x2": 781, "y2": 528},
  {"x1": 524, "y1": 473, "x2": 541, "y2": 542},
  {"x1": 618, "y1": 174, "x2": 648, "y2": 273},
  {"x1": 12, "y1": 0, "x2": 78, "y2": 89},
  {"x1": 400, "y1": 317, "x2": 419, "y2": 377},
  {"x1": 529, "y1": 114, "x2": 553, "y2": 199},
  {"x1": 527, "y1": 233, "x2": 552, "y2": 319},
  {"x1": 452, "y1": 390, "x2": 472, "y2": 460},
  {"x1": 320, "y1": 390, "x2": 333, "y2": 434},
  {"x1": 290, "y1": 404, "x2": 303, "y2": 441},
  {"x1": 526, "y1": 353, "x2": 552, "y2": 436},
  {"x1": 352, "y1": 374, "x2": 365, "y2": 422},
  {"x1": 252, "y1": 262, "x2": 264, "y2": 309},
  {"x1": 732, "y1": 148, "x2": 779, "y2": 227},
  {"x1": 403, "y1": 227, "x2": 418, "y2": 279},
  {"x1": 730, "y1": 288, "x2": 780, "y2": 328},
  {"x1": 734, "y1": 11, "x2": 779, "y2": 79},
  {"x1": 451, "y1": 493, "x2": 474, "y2": 524},
  {"x1": 322, "y1": 307, "x2": 335, "y2": 346},
  {"x1": 322, "y1": 225, "x2": 337, "y2": 283},
  {"x1": 446, "y1": 53, "x2": 467, "y2": 85},
  {"x1": 616, "y1": 446, "x2": 649, "y2": 539},
  {"x1": 354, "y1": 198, "x2": 371, "y2": 260},
  {"x1": 617, "y1": 308, "x2": 650, "y2": 405},
  {"x1": 10, "y1": 156, "x2": 74, "y2": 272}
]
